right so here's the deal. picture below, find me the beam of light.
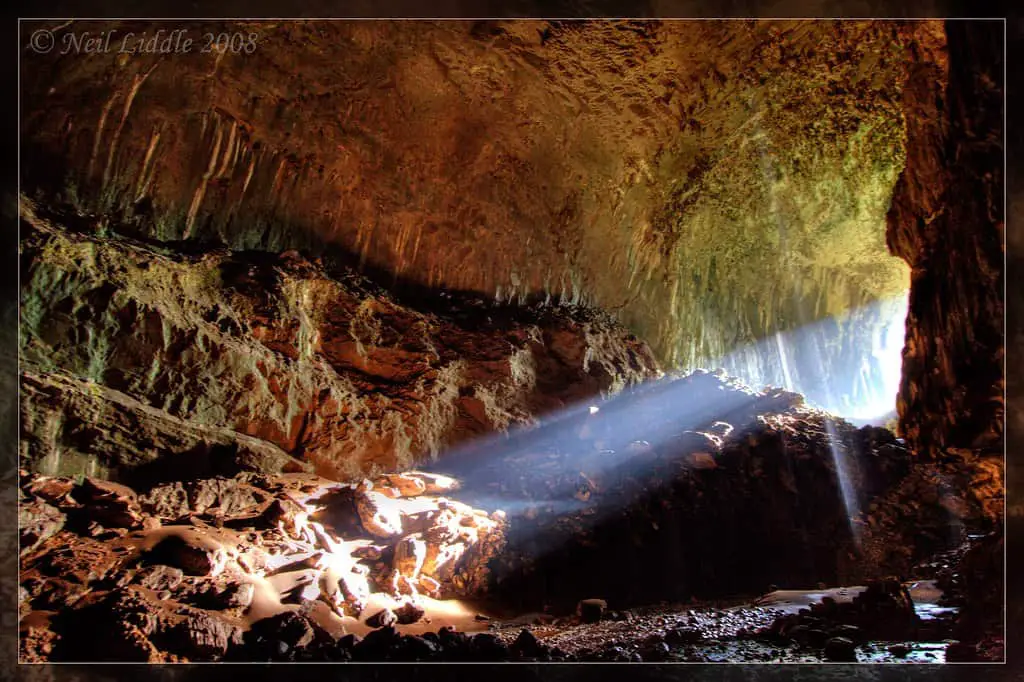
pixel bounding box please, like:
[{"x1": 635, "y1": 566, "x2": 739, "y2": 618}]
[
  {"x1": 424, "y1": 369, "x2": 767, "y2": 557},
  {"x1": 824, "y1": 417, "x2": 861, "y2": 546}
]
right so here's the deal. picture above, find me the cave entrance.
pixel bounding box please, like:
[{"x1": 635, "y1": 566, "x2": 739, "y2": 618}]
[{"x1": 712, "y1": 290, "x2": 910, "y2": 427}]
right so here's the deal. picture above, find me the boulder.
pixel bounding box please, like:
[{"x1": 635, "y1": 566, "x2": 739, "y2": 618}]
[
  {"x1": 366, "y1": 609, "x2": 398, "y2": 629},
  {"x1": 823, "y1": 636, "x2": 857, "y2": 662},
  {"x1": 355, "y1": 491, "x2": 404, "y2": 538},
  {"x1": 393, "y1": 534, "x2": 427, "y2": 580},
  {"x1": 578, "y1": 598, "x2": 607, "y2": 623},
  {"x1": 394, "y1": 601, "x2": 426, "y2": 625},
  {"x1": 133, "y1": 565, "x2": 185, "y2": 592},
  {"x1": 380, "y1": 473, "x2": 427, "y2": 498},
  {"x1": 147, "y1": 534, "x2": 229, "y2": 577}
]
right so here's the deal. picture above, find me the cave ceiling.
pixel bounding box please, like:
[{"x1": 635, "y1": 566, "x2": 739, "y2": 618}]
[{"x1": 21, "y1": 19, "x2": 946, "y2": 371}]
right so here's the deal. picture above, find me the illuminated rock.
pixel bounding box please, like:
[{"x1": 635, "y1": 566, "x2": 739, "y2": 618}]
[
  {"x1": 322, "y1": 568, "x2": 370, "y2": 618},
  {"x1": 411, "y1": 473, "x2": 461, "y2": 495},
  {"x1": 355, "y1": 490, "x2": 405, "y2": 538},
  {"x1": 366, "y1": 608, "x2": 398, "y2": 629},
  {"x1": 259, "y1": 497, "x2": 307, "y2": 535},
  {"x1": 393, "y1": 534, "x2": 427, "y2": 581},
  {"x1": 380, "y1": 473, "x2": 428, "y2": 497},
  {"x1": 417, "y1": 575, "x2": 441, "y2": 597}
]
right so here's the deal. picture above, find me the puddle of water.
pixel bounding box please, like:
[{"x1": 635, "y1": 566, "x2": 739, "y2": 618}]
[
  {"x1": 859, "y1": 641, "x2": 948, "y2": 663},
  {"x1": 747, "y1": 580, "x2": 958, "y2": 621}
]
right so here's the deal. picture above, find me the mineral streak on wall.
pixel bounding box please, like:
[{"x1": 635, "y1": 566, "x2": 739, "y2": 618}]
[{"x1": 20, "y1": 19, "x2": 933, "y2": 410}]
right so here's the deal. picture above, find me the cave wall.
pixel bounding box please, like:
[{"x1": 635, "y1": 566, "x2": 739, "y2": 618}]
[
  {"x1": 886, "y1": 20, "x2": 1004, "y2": 459},
  {"x1": 19, "y1": 201, "x2": 657, "y2": 483},
  {"x1": 20, "y1": 19, "x2": 927, "y2": 391}
]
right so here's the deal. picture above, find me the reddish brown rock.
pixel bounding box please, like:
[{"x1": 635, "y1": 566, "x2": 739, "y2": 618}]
[
  {"x1": 366, "y1": 608, "x2": 398, "y2": 629},
  {"x1": 19, "y1": 612, "x2": 61, "y2": 663},
  {"x1": 188, "y1": 478, "x2": 271, "y2": 517},
  {"x1": 394, "y1": 601, "x2": 426, "y2": 625},
  {"x1": 133, "y1": 565, "x2": 185, "y2": 593},
  {"x1": 20, "y1": 211, "x2": 657, "y2": 483},
  {"x1": 259, "y1": 496, "x2": 307, "y2": 534},
  {"x1": 393, "y1": 534, "x2": 428, "y2": 581},
  {"x1": 140, "y1": 483, "x2": 191, "y2": 520},
  {"x1": 408, "y1": 472, "x2": 460, "y2": 495},
  {"x1": 886, "y1": 21, "x2": 1003, "y2": 462},
  {"x1": 25, "y1": 477, "x2": 77, "y2": 507},
  {"x1": 147, "y1": 534, "x2": 229, "y2": 577},
  {"x1": 76, "y1": 478, "x2": 146, "y2": 529},
  {"x1": 163, "y1": 610, "x2": 246, "y2": 659},
  {"x1": 417, "y1": 575, "x2": 441, "y2": 598},
  {"x1": 380, "y1": 473, "x2": 428, "y2": 498},
  {"x1": 355, "y1": 490, "x2": 405, "y2": 538}
]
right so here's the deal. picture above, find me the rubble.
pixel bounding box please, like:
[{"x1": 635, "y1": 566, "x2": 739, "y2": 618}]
[{"x1": 18, "y1": 467, "x2": 508, "y2": 662}]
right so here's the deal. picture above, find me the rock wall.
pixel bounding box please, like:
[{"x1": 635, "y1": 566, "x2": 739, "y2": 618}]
[
  {"x1": 19, "y1": 201, "x2": 658, "y2": 484},
  {"x1": 19, "y1": 19, "x2": 926, "y2": 398},
  {"x1": 886, "y1": 20, "x2": 1004, "y2": 459}
]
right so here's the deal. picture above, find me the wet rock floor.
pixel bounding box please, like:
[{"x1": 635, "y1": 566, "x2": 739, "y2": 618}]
[{"x1": 480, "y1": 581, "x2": 962, "y2": 663}]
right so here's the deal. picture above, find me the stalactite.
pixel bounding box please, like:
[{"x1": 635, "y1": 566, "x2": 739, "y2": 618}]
[
  {"x1": 214, "y1": 120, "x2": 238, "y2": 181},
  {"x1": 184, "y1": 115, "x2": 224, "y2": 239},
  {"x1": 134, "y1": 125, "x2": 163, "y2": 202},
  {"x1": 239, "y1": 151, "x2": 257, "y2": 205},
  {"x1": 87, "y1": 93, "x2": 119, "y2": 180},
  {"x1": 103, "y1": 63, "x2": 159, "y2": 192}
]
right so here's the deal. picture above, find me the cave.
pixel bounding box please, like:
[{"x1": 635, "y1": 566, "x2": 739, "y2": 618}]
[{"x1": 17, "y1": 18, "x2": 1004, "y2": 664}]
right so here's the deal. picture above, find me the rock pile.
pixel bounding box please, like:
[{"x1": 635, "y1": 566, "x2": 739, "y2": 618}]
[
  {"x1": 762, "y1": 577, "x2": 922, "y2": 658},
  {"x1": 19, "y1": 468, "x2": 506, "y2": 662},
  {"x1": 937, "y1": 531, "x2": 1005, "y2": 661}
]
